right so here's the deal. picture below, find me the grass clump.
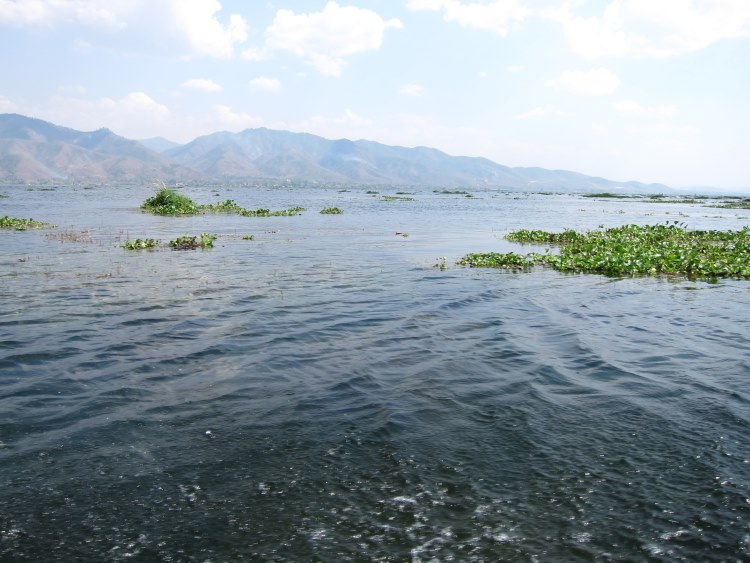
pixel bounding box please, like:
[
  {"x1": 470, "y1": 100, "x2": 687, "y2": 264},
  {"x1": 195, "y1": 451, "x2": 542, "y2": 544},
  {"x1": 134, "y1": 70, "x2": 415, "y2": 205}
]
[
  {"x1": 0, "y1": 216, "x2": 53, "y2": 230},
  {"x1": 505, "y1": 228, "x2": 583, "y2": 244},
  {"x1": 142, "y1": 189, "x2": 200, "y2": 216},
  {"x1": 239, "y1": 206, "x2": 305, "y2": 217},
  {"x1": 169, "y1": 233, "x2": 217, "y2": 250},
  {"x1": 141, "y1": 189, "x2": 306, "y2": 218},
  {"x1": 382, "y1": 195, "x2": 415, "y2": 202},
  {"x1": 320, "y1": 207, "x2": 343, "y2": 214},
  {"x1": 122, "y1": 238, "x2": 159, "y2": 250},
  {"x1": 458, "y1": 223, "x2": 750, "y2": 280}
]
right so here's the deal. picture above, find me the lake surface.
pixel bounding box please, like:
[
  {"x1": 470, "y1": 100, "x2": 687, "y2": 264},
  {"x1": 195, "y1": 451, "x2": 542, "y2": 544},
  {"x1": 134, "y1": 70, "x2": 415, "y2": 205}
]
[{"x1": 1, "y1": 185, "x2": 749, "y2": 561}]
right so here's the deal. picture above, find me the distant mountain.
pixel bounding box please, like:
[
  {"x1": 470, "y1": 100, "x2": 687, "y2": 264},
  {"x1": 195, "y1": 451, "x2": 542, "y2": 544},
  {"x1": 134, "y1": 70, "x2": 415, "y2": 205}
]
[
  {"x1": 138, "y1": 136, "x2": 182, "y2": 153},
  {"x1": 0, "y1": 113, "x2": 670, "y2": 192},
  {"x1": 0, "y1": 114, "x2": 204, "y2": 183},
  {"x1": 166, "y1": 127, "x2": 669, "y2": 192}
]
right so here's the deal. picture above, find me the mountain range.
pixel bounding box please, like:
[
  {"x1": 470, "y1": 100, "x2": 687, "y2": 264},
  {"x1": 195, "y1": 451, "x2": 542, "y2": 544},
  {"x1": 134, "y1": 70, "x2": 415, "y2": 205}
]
[{"x1": 0, "y1": 113, "x2": 670, "y2": 193}]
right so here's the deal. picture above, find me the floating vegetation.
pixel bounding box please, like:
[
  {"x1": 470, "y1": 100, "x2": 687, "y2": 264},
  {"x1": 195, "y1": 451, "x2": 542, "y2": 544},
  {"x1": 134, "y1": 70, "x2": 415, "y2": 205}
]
[
  {"x1": 0, "y1": 216, "x2": 53, "y2": 230},
  {"x1": 169, "y1": 233, "x2": 217, "y2": 250},
  {"x1": 200, "y1": 199, "x2": 245, "y2": 213},
  {"x1": 122, "y1": 238, "x2": 159, "y2": 250},
  {"x1": 141, "y1": 189, "x2": 305, "y2": 217},
  {"x1": 242, "y1": 235, "x2": 254, "y2": 240},
  {"x1": 0, "y1": 194, "x2": 9, "y2": 199},
  {"x1": 433, "y1": 257, "x2": 448, "y2": 270},
  {"x1": 320, "y1": 207, "x2": 343, "y2": 214},
  {"x1": 239, "y1": 206, "x2": 305, "y2": 217},
  {"x1": 396, "y1": 232, "x2": 409, "y2": 237},
  {"x1": 711, "y1": 201, "x2": 750, "y2": 210},
  {"x1": 582, "y1": 192, "x2": 636, "y2": 199},
  {"x1": 381, "y1": 195, "x2": 415, "y2": 202},
  {"x1": 434, "y1": 189, "x2": 469, "y2": 195},
  {"x1": 505, "y1": 229, "x2": 583, "y2": 244},
  {"x1": 366, "y1": 190, "x2": 379, "y2": 195},
  {"x1": 142, "y1": 188, "x2": 200, "y2": 216},
  {"x1": 458, "y1": 223, "x2": 750, "y2": 280}
]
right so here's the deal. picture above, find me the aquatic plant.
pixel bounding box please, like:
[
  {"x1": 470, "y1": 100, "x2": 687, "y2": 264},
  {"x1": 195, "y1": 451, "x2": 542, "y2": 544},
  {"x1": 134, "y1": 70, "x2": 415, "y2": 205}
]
[
  {"x1": 239, "y1": 206, "x2": 305, "y2": 217},
  {"x1": 0, "y1": 216, "x2": 53, "y2": 230},
  {"x1": 122, "y1": 238, "x2": 159, "y2": 250},
  {"x1": 582, "y1": 192, "x2": 635, "y2": 199},
  {"x1": 141, "y1": 188, "x2": 200, "y2": 216},
  {"x1": 381, "y1": 195, "x2": 415, "y2": 202},
  {"x1": 458, "y1": 223, "x2": 750, "y2": 280},
  {"x1": 505, "y1": 229, "x2": 582, "y2": 244},
  {"x1": 169, "y1": 233, "x2": 217, "y2": 250},
  {"x1": 200, "y1": 199, "x2": 245, "y2": 213},
  {"x1": 242, "y1": 235, "x2": 254, "y2": 240},
  {"x1": 0, "y1": 193, "x2": 9, "y2": 199},
  {"x1": 320, "y1": 207, "x2": 343, "y2": 214}
]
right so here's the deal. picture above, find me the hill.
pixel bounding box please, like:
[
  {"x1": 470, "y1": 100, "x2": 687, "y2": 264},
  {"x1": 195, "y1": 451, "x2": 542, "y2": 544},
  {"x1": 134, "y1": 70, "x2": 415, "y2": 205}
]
[{"x1": 0, "y1": 114, "x2": 670, "y2": 192}]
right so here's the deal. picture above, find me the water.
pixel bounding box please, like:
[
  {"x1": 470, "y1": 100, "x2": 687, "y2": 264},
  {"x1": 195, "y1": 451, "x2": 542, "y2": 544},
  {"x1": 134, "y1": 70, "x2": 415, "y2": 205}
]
[{"x1": 1, "y1": 185, "x2": 749, "y2": 561}]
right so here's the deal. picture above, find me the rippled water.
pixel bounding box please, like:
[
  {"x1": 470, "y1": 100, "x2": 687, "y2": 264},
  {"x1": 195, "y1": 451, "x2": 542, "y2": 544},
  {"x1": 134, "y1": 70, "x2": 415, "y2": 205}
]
[{"x1": 1, "y1": 185, "x2": 750, "y2": 561}]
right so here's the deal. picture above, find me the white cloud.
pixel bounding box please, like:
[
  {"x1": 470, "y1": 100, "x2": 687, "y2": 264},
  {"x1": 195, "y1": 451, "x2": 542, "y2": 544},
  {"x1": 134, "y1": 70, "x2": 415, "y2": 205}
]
[
  {"x1": 249, "y1": 77, "x2": 281, "y2": 92},
  {"x1": 546, "y1": 68, "x2": 620, "y2": 96},
  {"x1": 612, "y1": 99, "x2": 679, "y2": 119},
  {"x1": 399, "y1": 84, "x2": 425, "y2": 97},
  {"x1": 256, "y1": 2, "x2": 403, "y2": 77},
  {"x1": 0, "y1": 0, "x2": 133, "y2": 28},
  {"x1": 181, "y1": 78, "x2": 222, "y2": 92},
  {"x1": 170, "y1": 0, "x2": 248, "y2": 58},
  {"x1": 514, "y1": 104, "x2": 563, "y2": 120},
  {"x1": 544, "y1": 0, "x2": 750, "y2": 59},
  {"x1": 0, "y1": 95, "x2": 17, "y2": 112},
  {"x1": 507, "y1": 64, "x2": 524, "y2": 72},
  {"x1": 214, "y1": 104, "x2": 262, "y2": 129},
  {"x1": 0, "y1": 1, "x2": 249, "y2": 58},
  {"x1": 407, "y1": 0, "x2": 530, "y2": 36}
]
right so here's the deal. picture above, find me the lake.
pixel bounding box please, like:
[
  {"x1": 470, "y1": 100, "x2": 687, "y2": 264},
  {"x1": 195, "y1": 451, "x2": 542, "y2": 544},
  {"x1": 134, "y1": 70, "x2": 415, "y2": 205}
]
[{"x1": 1, "y1": 185, "x2": 749, "y2": 561}]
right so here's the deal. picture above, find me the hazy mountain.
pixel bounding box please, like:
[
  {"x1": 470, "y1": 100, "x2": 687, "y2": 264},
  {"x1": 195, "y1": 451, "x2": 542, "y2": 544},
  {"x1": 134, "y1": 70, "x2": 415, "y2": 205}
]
[
  {"x1": 0, "y1": 114, "x2": 205, "y2": 183},
  {"x1": 167, "y1": 127, "x2": 669, "y2": 192},
  {"x1": 138, "y1": 136, "x2": 182, "y2": 153},
  {"x1": 0, "y1": 114, "x2": 670, "y2": 192}
]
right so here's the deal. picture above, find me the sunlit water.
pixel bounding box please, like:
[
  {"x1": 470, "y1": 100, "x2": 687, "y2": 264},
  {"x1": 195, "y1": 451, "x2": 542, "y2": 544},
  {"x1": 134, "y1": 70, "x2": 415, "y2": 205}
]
[{"x1": 1, "y1": 185, "x2": 749, "y2": 561}]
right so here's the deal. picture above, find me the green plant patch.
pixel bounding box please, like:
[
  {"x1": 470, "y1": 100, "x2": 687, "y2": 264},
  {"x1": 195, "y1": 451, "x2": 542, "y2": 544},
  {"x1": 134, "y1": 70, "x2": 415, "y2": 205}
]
[
  {"x1": 0, "y1": 216, "x2": 53, "y2": 230},
  {"x1": 122, "y1": 238, "x2": 159, "y2": 250},
  {"x1": 200, "y1": 199, "x2": 245, "y2": 213},
  {"x1": 505, "y1": 228, "x2": 583, "y2": 244},
  {"x1": 582, "y1": 192, "x2": 636, "y2": 199},
  {"x1": 458, "y1": 223, "x2": 750, "y2": 280},
  {"x1": 169, "y1": 233, "x2": 217, "y2": 250},
  {"x1": 242, "y1": 235, "x2": 254, "y2": 240},
  {"x1": 141, "y1": 188, "x2": 200, "y2": 216},
  {"x1": 320, "y1": 207, "x2": 343, "y2": 214},
  {"x1": 239, "y1": 206, "x2": 305, "y2": 217},
  {"x1": 381, "y1": 195, "x2": 415, "y2": 202}
]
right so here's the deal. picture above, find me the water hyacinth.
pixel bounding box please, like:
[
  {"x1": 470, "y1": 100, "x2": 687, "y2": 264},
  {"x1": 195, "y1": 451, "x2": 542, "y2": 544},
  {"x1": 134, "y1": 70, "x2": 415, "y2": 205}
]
[
  {"x1": 0, "y1": 216, "x2": 53, "y2": 230},
  {"x1": 458, "y1": 223, "x2": 750, "y2": 280},
  {"x1": 141, "y1": 189, "x2": 305, "y2": 217}
]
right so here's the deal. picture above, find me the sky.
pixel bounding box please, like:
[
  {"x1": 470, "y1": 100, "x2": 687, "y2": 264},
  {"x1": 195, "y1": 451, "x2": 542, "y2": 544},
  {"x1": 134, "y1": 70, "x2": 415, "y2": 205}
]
[{"x1": 0, "y1": 0, "x2": 749, "y2": 190}]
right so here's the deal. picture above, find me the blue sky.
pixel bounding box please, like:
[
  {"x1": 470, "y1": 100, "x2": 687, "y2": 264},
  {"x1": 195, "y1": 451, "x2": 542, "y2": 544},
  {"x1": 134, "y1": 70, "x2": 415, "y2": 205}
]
[{"x1": 1, "y1": 1, "x2": 748, "y2": 189}]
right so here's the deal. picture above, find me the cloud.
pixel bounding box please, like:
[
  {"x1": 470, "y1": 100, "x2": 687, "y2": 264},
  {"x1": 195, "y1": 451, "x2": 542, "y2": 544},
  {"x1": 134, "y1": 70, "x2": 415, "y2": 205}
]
[
  {"x1": 546, "y1": 68, "x2": 620, "y2": 96},
  {"x1": 0, "y1": 0, "x2": 132, "y2": 28},
  {"x1": 0, "y1": 1, "x2": 249, "y2": 58},
  {"x1": 407, "y1": 0, "x2": 530, "y2": 36},
  {"x1": 544, "y1": 0, "x2": 750, "y2": 59},
  {"x1": 0, "y1": 95, "x2": 17, "y2": 112},
  {"x1": 250, "y1": 2, "x2": 402, "y2": 77},
  {"x1": 249, "y1": 77, "x2": 281, "y2": 92},
  {"x1": 214, "y1": 104, "x2": 262, "y2": 128},
  {"x1": 169, "y1": 0, "x2": 248, "y2": 58},
  {"x1": 612, "y1": 99, "x2": 679, "y2": 118},
  {"x1": 399, "y1": 84, "x2": 425, "y2": 97},
  {"x1": 514, "y1": 104, "x2": 566, "y2": 120},
  {"x1": 507, "y1": 64, "x2": 524, "y2": 72},
  {"x1": 181, "y1": 78, "x2": 222, "y2": 92}
]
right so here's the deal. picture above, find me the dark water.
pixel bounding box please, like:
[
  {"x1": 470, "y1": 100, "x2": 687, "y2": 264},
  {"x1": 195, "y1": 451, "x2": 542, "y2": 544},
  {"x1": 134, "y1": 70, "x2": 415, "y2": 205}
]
[{"x1": 1, "y1": 186, "x2": 750, "y2": 561}]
